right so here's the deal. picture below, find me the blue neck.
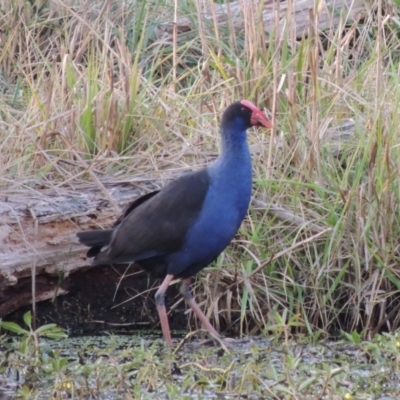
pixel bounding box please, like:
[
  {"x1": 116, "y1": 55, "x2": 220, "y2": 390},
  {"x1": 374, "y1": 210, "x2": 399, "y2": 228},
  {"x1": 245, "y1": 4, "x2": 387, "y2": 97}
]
[
  {"x1": 208, "y1": 125, "x2": 252, "y2": 200},
  {"x1": 217, "y1": 125, "x2": 251, "y2": 168},
  {"x1": 221, "y1": 125, "x2": 247, "y2": 155}
]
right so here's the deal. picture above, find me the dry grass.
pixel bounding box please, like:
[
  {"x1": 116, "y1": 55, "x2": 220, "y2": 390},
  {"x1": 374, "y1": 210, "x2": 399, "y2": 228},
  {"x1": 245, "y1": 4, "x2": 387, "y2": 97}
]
[{"x1": 2, "y1": 0, "x2": 400, "y2": 338}]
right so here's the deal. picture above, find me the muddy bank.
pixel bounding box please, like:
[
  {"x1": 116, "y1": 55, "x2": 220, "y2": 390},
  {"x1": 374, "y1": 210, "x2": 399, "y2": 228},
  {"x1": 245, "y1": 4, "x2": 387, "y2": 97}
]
[{"x1": 3, "y1": 265, "x2": 201, "y2": 336}]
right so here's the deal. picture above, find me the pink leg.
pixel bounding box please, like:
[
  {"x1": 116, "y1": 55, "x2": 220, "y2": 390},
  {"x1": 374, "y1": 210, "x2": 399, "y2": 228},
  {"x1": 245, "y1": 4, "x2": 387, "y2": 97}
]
[
  {"x1": 155, "y1": 274, "x2": 174, "y2": 347},
  {"x1": 179, "y1": 278, "x2": 220, "y2": 339}
]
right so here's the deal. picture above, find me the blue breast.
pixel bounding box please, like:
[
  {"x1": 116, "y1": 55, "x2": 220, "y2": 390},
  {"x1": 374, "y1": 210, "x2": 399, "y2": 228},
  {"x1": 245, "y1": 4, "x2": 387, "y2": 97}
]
[{"x1": 167, "y1": 125, "x2": 252, "y2": 278}]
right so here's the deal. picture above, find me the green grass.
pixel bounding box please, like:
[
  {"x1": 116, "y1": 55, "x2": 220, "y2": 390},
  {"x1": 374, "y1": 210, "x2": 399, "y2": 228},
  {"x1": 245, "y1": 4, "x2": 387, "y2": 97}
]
[
  {"x1": 1, "y1": 322, "x2": 400, "y2": 398},
  {"x1": 1, "y1": 0, "x2": 400, "y2": 340}
]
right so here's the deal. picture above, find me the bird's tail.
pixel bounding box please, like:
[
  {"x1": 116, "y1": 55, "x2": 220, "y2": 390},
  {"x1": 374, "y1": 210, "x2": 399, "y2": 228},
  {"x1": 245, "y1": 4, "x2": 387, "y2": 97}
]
[{"x1": 77, "y1": 229, "x2": 113, "y2": 258}]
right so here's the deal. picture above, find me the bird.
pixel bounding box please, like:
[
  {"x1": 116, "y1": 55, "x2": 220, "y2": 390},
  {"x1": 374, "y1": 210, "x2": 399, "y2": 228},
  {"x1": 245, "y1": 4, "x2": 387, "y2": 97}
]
[{"x1": 77, "y1": 100, "x2": 273, "y2": 347}]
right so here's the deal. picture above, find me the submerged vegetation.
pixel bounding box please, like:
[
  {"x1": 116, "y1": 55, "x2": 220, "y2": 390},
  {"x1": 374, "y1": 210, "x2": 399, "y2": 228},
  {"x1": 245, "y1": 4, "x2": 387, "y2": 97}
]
[
  {"x1": 1, "y1": 313, "x2": 400, "y2": 398},
  {"x1": 2, "y1": 0, "x2": 400, "y2": 395}
]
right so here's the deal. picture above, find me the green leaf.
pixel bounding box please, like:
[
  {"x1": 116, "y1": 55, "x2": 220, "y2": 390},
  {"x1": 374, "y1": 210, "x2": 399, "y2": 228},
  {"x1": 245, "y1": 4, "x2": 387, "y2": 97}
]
[
  {"x1": 43, "y1": 330, "x2": 68, "y2": 340},
  {"x1": 35, "y1": 323, "x2": 58, "y2": 334},
  {"x1": 23, "y1": 311, "x2": 32, "y2": 329},
  {"x1": 298, "y1": 376, "x2": 317, "y2": 391},
  {"x1": 36, "y1": 324, "x2": 67, "y2": 340},
  {"x1": 0, "y1": 321, "x2": 29, "y2": 335}
]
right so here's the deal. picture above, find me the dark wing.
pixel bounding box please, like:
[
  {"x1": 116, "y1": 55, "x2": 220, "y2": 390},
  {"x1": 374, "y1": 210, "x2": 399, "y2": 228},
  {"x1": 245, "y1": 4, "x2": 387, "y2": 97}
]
[
  {"x1": 77, "y1": 190, "x2": 160, "y2": 257},
  {"x1": 92, "y1": 169, "x2": 210, "y2": 266},
  {"x1": 113, "y1": 190, "x2": 160, "y2": 227}
]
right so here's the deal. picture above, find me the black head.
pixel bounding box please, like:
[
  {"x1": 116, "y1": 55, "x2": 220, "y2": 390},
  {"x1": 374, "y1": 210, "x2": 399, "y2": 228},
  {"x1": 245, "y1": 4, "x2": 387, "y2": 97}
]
[{"x1": 221, "y1": 100, "x2": 273, "y2": 131}]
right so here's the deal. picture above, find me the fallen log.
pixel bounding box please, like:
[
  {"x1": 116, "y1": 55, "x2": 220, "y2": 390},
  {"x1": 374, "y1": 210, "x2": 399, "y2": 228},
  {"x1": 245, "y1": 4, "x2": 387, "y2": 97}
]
[
  {"x1": 154, "y1": 0, "x2": 367, "y2": 41},
  {"x1": 0, "y1": 181, "x2": 159, "y2": 317},
  {"x1": 0, "y1": 182, "x2": 159, "y2": 280}
]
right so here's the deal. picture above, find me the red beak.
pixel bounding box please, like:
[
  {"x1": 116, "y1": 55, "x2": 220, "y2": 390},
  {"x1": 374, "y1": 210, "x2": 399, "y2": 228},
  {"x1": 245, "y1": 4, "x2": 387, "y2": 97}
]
[{"x1": 240, "y1": 99, "x2": 273, "y2": 129}]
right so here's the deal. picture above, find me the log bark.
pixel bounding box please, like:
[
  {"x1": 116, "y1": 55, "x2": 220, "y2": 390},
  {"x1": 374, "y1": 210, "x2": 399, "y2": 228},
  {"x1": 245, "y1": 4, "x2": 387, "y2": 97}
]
[
  {"x1": 154, "y1": 0, "x2": 367, "y2": 42},
  {"x1": 0, "y1": 182, "x2": 157, "y2": 280},
  {"x1": 0, "y1": 181, "x2": 159, "y2": 317}
]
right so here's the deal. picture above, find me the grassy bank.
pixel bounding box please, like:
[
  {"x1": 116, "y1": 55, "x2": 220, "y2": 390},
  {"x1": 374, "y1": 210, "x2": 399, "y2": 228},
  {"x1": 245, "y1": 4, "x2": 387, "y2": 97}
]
[
  {"x1": 3, "y1": 328, "x2": 400, "y2": 399},
  {"x1": 1, "y1": 0, "x2": 400, "y2": 339}
]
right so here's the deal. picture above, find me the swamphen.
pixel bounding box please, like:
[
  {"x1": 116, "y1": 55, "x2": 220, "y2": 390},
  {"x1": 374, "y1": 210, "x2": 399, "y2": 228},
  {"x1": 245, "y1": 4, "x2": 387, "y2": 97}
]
[{"x1": 77, "y1": 100, "x2": 273, "y2": 346}]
